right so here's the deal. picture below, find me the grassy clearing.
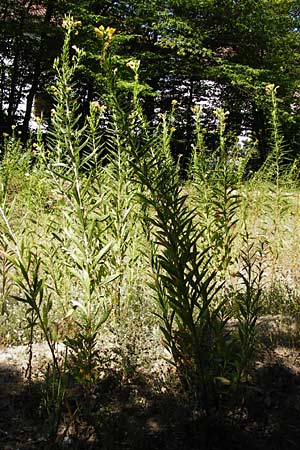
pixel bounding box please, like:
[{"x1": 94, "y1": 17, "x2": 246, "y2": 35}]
[{"x1": 1, "y1": 18, "x2": 300, "y2": 447}]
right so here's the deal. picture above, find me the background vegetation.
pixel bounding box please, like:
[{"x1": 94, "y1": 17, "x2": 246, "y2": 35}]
[
  {"x1": 1, "y1": 4, "x2": 300, "y2": 449},
  {"x1": 1, "y1": 0, "x2": 300, "y2": 166}
]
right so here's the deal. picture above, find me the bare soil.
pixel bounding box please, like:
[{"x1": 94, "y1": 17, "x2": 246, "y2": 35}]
[{"x1": 1, "y1": 320, "x2": 300, "y2": 450}]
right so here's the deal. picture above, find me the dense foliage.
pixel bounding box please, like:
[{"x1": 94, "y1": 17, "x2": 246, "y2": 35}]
[
  {"x1": 0, "y1": 19, "x2": 300, "y2": 447},
  {"x1": 1, "y1": 0, "x2": 300, "y2": 166}
]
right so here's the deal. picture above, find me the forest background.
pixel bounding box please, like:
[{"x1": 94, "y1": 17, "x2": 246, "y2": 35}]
[{"x1": 1, "y1": 0, "x2": 300, "y2": 167}]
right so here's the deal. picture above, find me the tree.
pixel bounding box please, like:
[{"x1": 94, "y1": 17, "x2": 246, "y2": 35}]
[
  {"x1": 151, "y1": 0, "x2": 300, "y2": 163},
  {"x1": 1, "y1": 0, "x2": 299, "y2": 168},
  {"x1": 0, "y1": 0, "x2": 63, "y2": 136}
]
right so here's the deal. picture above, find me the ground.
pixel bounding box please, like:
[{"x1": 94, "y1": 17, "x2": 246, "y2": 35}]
[{"x1": 1, "y1": 318, "x2": 300, "y2": 450}]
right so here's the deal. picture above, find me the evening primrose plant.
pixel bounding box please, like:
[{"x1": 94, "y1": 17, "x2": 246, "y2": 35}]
[
  {"x1": 189, "y1": 107, "x2": 245, "y2": 284},
  {"x1": 253, "y1": 84, "x2": 292, "y2": 288},
  {"x1": 1, "y1": 15, "x2": 300, "y2": 438},
  {"x1": 100, "y1": 50, "x2": 244, "y2": 413},
  {"x1": 0, "y1": 18, "x2": 119, "y2": 434},
  {"x1": 46, "y1": 17, "x2": 118, "y2": 391}
]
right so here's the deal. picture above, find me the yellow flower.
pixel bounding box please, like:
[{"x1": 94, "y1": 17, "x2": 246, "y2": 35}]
[
  {"x1": 95, "y1": 25, "x2": 116, "y2": 49},
  {"x1": 91, "y1": 100, "x2": 100, "y2": 108},
  {"x1": 191, "y1": 105, "x2": 201, "y2": 113},
  {"x1": 106, "y1": 27, "x2": 116, "y2": 37},
  {"x1": 62, "y1": 17, "x2": 82, "y2": 30},
  {"x1": 94, "y1": 25, "x2": 105, "y2": 39},
  {"x1": 126, "y1": 60, "x2": 140, "y2": 72},
  {"x1": 62, "y1": 18, "x2": 69, "y2": 29},
  {"x1": 265, "y1": 83, "x2": 275, "y2": 95}
]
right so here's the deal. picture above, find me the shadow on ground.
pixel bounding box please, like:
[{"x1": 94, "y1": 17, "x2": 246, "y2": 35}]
[
  {"x1": 1, "y1": 354, "x2": 300, "y2": 450},
  {"x1": 0, "y1": 364, "x2": 44, "y2": 449}
]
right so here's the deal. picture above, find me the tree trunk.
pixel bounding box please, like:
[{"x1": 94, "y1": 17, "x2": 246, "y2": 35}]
[
  {"x1": 6, "y1": 1, "x2": 34, "y2": 128},
  {"x1": 21, "y1": 1, "x2": 54, "y2": 139},
  {"x1": 252, "y1": 106, "x2": 269, "y2": 168}
]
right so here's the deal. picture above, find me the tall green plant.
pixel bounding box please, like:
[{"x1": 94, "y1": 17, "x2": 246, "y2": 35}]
[
  {"x1": 0, "y1": 205, "x2": 65, "y2": 435},
  {"x1": 101, "y1": 55, "x2": 237, "y2": 412},
  {"x1": 46, "y1": 17, "x2": 117, "y2": 390},
  {"x1": 234, "y1": 232, "x2": 265, "y2": 382},
  {"x1": 101, "y1": 117, "x2": 139, "y2": 320},
  {"x1": 255, "y1": 84, "x2": 291, "y2": 287},
  {"x1": 189, "y1": 108, "x2": 246, "y2": 280}
]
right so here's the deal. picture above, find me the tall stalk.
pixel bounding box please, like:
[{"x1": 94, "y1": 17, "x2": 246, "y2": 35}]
[
  {"x1": 255, "y1": 84, "x2": 291, "y2": 288},
  {"x1": 100, "y1": 51, "x2": 235, "y2": 412},
  {"x1": 189, "y1": 108, "x2": 246, "y2": 285},
  {"x1": 46, "y1": 17, "x2": 117, "y2": 389}
]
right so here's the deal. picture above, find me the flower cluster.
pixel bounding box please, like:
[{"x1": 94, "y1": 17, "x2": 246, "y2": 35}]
[
  {"x1": 94, "y1": 25, "x2": 116, "y2": 56},
  {"x1": 265, "y1": 83, "x2": 278, "y2": 95},
  {"x1": 62, "y1": 17, "x2": 82, "y2": 30},
  {"x1": 126, "y1": 60, "x2": 140, "y2": 73},
  {"x1": 94, "y1": 25, "x2": 116, "y2": 41}
]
